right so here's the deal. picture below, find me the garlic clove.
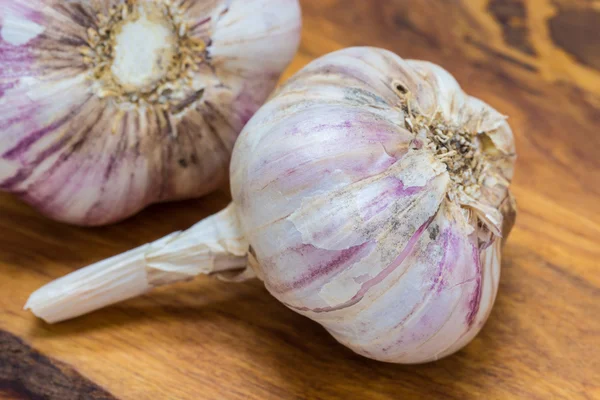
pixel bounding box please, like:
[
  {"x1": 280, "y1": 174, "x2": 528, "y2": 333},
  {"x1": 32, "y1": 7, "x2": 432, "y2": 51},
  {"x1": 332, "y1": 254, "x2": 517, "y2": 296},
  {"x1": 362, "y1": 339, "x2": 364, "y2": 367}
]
[
  {"x1": 293, "y1": 200, "x2": 500, "y2": 364},
  {"x1": 278, "y1": 150, "x2": 450, "y2": 309},
  {"x1": 0, "y1": 0, "x2": 301, "y2": 226},
  {"x1": 230, "y1": 105, "x2": 415, "y2": 240}
]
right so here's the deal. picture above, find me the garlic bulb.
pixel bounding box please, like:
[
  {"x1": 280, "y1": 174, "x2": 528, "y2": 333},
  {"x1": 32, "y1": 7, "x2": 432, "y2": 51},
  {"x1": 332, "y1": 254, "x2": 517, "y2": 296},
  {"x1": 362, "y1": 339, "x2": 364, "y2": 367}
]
[
  {"x1": 0, "y1": 0, "x2": 301, "y2": 225},
  {"x1": 26, "y1": 47, "x2": 517, "y2": 364}
]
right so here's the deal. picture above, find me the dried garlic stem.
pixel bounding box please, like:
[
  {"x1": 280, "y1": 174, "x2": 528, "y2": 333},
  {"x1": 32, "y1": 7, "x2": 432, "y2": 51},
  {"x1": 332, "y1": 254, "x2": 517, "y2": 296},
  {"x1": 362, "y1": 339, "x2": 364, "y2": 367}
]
[{"x1": 25, "y1": 204, "x2": 250, "y2": 323}]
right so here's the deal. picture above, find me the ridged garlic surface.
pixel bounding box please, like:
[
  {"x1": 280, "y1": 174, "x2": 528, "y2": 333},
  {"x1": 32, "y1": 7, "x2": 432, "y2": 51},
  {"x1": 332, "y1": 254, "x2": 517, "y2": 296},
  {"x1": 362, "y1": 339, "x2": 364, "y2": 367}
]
[
  {"x1": 231, "y1": 47, "x2": 516, "y2": 363},
  {"x1": 26, "y1": 47, "x2": 516, "y2": 365},
  {"x1": 0, "y1": 0, "x2": 301, "y2": 225}
]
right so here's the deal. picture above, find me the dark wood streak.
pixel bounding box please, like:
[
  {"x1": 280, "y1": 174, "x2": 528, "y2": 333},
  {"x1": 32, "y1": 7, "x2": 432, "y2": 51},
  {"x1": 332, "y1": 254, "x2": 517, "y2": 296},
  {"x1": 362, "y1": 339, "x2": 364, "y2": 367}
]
[
  {"x1": 540, "y1": 258, "x2": 600, "y2": 296},
  {"x1": 464, "y1": 36, "x2": 538, "y2": 72},
  {"x1": 391, "y1": 13, "x2": 440, "y2": 50},
  {"x1": 487, "y1": 0, "x2": 537, "y2": 56},
  {"x1": 0, "y1": 330, "x2": 115, "y2": 400},
  {"x1": 548, "y1": 9, "x2": 600, "y2": 71},
  {"x1": 470, "y1": 61, "x2": 543, "y2": 97}
]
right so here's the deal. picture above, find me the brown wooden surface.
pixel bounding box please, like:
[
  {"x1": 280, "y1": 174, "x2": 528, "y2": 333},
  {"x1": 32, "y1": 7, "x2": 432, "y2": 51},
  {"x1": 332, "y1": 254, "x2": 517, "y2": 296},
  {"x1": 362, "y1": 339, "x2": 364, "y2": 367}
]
[{"x1": 1, "y1": 0, "x2": 599, "y2": 399}]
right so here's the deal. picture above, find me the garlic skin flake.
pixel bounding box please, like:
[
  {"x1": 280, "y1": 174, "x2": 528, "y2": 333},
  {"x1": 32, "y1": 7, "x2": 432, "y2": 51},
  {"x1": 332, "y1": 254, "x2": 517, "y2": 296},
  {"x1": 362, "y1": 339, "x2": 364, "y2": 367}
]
[
  {"x1": 0, "y1": 0, "x2": 301, "y2": 225},
  {"x1": 27, "y1": 48, "x2": 516, "y2": 364}
]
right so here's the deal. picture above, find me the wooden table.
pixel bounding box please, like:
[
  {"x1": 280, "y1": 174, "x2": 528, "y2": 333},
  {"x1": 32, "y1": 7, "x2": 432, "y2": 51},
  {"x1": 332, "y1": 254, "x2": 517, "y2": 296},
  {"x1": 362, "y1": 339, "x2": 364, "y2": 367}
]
[{"x1": 1, "y1": 1, "x2": 599, "y2": 399}]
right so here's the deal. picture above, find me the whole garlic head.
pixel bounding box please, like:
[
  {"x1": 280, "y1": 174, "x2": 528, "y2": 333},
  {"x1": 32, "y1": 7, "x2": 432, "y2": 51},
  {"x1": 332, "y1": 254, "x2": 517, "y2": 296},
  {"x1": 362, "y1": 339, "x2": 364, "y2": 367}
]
[
  {"x1": 231, "y1": 47, "x2": 516, "y2": 363},
  {"x1": 26, "y1": 47, "x2": 517, "y2": 365},
  {"x1": 0, "y1": 0, "x2": 301, "y2": 225}
]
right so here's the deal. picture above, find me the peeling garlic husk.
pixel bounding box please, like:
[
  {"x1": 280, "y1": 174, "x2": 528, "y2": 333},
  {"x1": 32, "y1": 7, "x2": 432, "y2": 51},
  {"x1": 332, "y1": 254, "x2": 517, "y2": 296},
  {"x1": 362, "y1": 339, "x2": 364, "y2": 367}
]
[
  {"x1": 27, "y1": 47, "x2": 517, "y2": 364},
  {"x1": 0, "y1": 0, "x2": 301, "y2": 225}
]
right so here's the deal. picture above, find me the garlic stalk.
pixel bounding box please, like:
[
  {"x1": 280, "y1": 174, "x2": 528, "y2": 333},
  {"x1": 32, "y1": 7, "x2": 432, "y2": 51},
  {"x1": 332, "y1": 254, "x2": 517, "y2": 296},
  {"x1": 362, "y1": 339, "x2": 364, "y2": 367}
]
[
  {"x1": 27, "y1": 47, "x2": 517, "y2": 364},
  {"x1": 26, "y1": 204, "x2": 250, "y2": 323},
  {"x1": 0, "y1": 0, "x2": 301, "y2": 225}
]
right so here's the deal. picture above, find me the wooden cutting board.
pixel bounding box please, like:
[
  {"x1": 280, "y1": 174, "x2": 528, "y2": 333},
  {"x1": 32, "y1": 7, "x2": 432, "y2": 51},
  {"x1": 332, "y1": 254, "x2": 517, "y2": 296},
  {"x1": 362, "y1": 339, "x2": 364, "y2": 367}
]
[{"x1": 1, "y1": 1, "x2": 598, "y2": 399}]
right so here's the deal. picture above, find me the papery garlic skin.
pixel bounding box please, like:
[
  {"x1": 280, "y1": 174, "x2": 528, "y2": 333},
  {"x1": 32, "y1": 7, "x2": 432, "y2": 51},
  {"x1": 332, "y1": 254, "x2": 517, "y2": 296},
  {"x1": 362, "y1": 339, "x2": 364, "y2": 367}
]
[
  {"x1": 0, "y1": 0, "x2": 301, "y2": 225},
  {"x1": 231, "y1": 47, "x2": 516, "y2": 363},
  {"x1": 26, "y1": 204, "x2": 250, "y2": 323}
]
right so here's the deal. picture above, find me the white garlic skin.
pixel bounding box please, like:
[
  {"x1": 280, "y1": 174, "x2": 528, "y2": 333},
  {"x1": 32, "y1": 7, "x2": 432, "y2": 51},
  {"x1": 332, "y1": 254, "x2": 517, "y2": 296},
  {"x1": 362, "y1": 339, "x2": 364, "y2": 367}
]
[
  {"x1": 0, "y1": 0, "x2": 301, "y2": 225},
  {"x1": 231, "y1": 47, "x2": 516, "y2": 363}
]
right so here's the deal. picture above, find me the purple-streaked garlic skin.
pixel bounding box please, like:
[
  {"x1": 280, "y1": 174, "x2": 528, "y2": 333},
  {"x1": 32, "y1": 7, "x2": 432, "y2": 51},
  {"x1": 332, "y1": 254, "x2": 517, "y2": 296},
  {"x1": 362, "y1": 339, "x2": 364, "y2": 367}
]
[
  {"x1": 231, "y1": 47, "x2": 516, "y2": 363},
  {"x1": 0, "y1": 0, "x2": 301, "y2": 226}
]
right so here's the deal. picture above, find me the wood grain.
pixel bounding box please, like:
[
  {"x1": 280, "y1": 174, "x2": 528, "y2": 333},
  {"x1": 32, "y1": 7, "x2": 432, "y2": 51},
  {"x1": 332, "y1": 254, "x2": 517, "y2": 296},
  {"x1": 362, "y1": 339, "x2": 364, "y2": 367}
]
[
  {"x1": 1, "y1": 0, "x2": 599, "y2": 399},
  {"x1": 0, "y1": 330, "x2": 115, "y2": 399}
]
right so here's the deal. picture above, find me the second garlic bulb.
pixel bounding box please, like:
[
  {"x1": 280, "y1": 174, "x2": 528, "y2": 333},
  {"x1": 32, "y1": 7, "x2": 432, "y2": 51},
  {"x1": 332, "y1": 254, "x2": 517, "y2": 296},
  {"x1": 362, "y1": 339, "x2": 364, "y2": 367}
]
[{"x1": 0, "y1": 0, "x2": 301, "y2": 225}]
